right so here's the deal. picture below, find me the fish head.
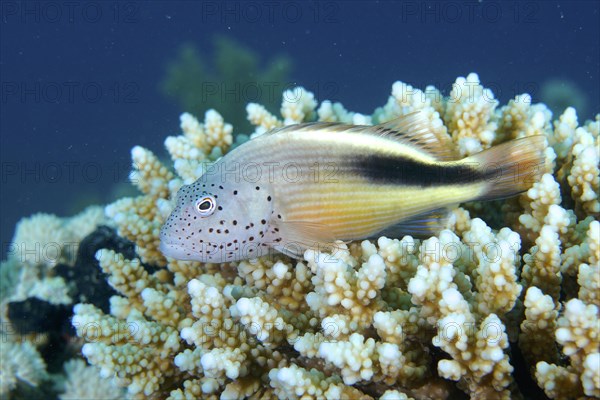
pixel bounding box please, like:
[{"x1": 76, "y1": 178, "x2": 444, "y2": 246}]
[{"x1": 159, "y1": 176, "x2": 274, "y2": 263}]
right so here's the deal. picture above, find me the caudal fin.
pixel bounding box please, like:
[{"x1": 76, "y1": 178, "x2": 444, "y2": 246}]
[{"x1": 466, "y1": 136, "x2": 547, "y2": 201}]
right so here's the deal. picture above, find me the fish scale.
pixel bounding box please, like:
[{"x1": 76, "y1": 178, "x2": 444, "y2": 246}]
[{"x1": 160, "y1": 113, "x2": 546, "y2": 262}]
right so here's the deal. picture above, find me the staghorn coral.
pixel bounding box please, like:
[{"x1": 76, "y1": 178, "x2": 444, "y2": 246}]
[
  {"x1": 8, "y1": 206, "x2": 106, "y2": 270},
  {"x1": 165, "y1": 111, "x2": 233, "y2": 183},
  {"x1": 373, "y1": 80, "x2": 447, "y2": 149},
  {"x1": 2, "y1": 73, "x2": 599, "y2": 399},
  {"x1": 160, "y1": 37, "x2": 292, "y2": 133},
  {"x1": 71, "y1": 77, "x2": 599, "y2": 399},
  {"x1": 531, "y1": 221, "x2": 600, "y2": 399},
  {"x1": 0, "y1": 340, "x2": 48, "y2": 398},
  {"x1": 444, "y1": 73, "x2": 499, "y2": 156},
  {"x1": 565, "y1": 118, "x2": 600, "y2": 216},
  {"x1": 246, "y1": 86, "x2": 318, "y2": 138},
  {"x1": 1, "y1": 205, "x2": 107, "y2": 307},
  {"x1": 0, "y1": 207, "x2": 120, "y2": 400},
  {"x1": 59, "y1": 359, "x2": 126, "y2": 400},
  {"x1": 520, "y1": 286, "x2": 560, "y2": 367},
  {"x1": 540, "y1": 79, "x2": 590, "y2": 121}
]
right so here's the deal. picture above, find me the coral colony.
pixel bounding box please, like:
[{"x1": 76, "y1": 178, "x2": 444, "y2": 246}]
[{"x1": 1, "y1": 73, "x2": 598, "y2": 399}]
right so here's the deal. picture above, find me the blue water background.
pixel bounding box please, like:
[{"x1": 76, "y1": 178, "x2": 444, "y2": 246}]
[{"x1": 1, "y1": 1, "x2": 599, "y2": 256}]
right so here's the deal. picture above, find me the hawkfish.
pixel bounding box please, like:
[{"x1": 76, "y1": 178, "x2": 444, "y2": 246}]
[{"x1": 160, "y1": 112, "x2": 545, "y2": 262}]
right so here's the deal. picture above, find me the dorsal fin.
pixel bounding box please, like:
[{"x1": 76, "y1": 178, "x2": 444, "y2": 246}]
[
  {"x1": 376, "y1": 111, "x2": 459, "y2": 161},
  {"x1": 264, "y1": 121, "x2": 366, "y2": 135},
  {"x1": 260, "y1": 111, "x2": 458, "y2": 161}
]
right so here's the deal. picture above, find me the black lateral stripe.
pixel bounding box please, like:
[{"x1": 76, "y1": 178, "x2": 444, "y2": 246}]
[{"x1": 354, "y1": 154, "x2": 491, "y2": 186}]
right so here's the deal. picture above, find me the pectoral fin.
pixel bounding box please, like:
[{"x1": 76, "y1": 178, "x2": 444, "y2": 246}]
[{"x1": 272, "y1": 220, "x2": 339, "y2": 258}]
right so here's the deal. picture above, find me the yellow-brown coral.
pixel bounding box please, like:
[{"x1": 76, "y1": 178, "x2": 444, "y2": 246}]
[{"x1": 17, "y1": 75, "x2": 593, "y2": 399}]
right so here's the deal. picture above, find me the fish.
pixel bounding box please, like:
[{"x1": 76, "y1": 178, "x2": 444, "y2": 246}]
[{"x1": 159, "y1": 112, "x2": 545, "y2": 263}]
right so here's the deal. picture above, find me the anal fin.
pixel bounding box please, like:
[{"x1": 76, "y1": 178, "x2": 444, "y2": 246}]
[{"x1": 374, "y1": 208, "x2": 451, "y2": 239}]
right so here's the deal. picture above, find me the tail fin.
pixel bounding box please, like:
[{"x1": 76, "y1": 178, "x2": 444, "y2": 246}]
[{"x1": 465, "y1": 136, "x2": 547, "y2": 201}]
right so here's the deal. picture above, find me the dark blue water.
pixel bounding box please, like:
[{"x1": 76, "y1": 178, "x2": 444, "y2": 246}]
[{"x1": 1, "y1": 1, "x2": 599, "y2": 253}]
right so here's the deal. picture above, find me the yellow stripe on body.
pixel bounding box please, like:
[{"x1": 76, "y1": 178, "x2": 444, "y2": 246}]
[
  {"x1": 277, "y1": 179, "x2": 486, "y2": 240},
  {"x1": 237, "y1": 127, "x2": 486, "y2": 239}
]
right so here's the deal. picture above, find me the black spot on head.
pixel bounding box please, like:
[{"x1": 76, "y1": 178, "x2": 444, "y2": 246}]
[
  {"x1": 261, "y1": 219, "x2": 266, "y2": 224},
  {"x1": 255, "y1": 186, "x2": 260, "y2": 190},
  {"x1": 219, "y1": 185, "x2": 223, "y2": 189},
  {"x1": 233, "y1": 220, "x2": 237, "y2": 225},
  {"x1": 233, "y1": 190, "x2": 238, "y2": 195},
  {"x1": 218, "y1": 206, "x2": 223, "y2": 211},
  {"x1": 267, "y1": 196, "x2": 272, "y2": 201},
  {"x1": 209, "y1": 228, "x2": 213, "y2": 233}
]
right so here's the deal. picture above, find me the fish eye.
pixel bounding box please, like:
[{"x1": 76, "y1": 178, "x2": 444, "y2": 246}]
[{"x1": 195, "y1": 195, "x2": 216, "y2": 217}]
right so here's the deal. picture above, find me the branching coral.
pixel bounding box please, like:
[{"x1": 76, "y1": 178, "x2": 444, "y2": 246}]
[
  {"x1": 2, "y1": 73, "x2": 598, "y2": 399},
  {"x1": 59, "y1": 359, "x2": 125, "y2": 400},
  {"x1": 1, "y1": 206, "x2": 107, "y2": 306},
  {"x1": 160, "y1": 37, "x2": 292, "y2": 133},
  {"x1": 444, "y1": 73, "x2": 499, "y2": 156},
  {"x1": 71, "y1": 77, "x2": 599, "y2": 399},
  {"x1": 530, "y1": 221, "x2": 600, "y2": 399},
  {"x1": 0, "y1": 340, "x2": 48, "y2": 398}
]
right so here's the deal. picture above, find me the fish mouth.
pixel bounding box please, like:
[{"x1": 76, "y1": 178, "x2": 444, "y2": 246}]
[{"x1": 159, "y1": 239, "x2": 200, "y2": 261}]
